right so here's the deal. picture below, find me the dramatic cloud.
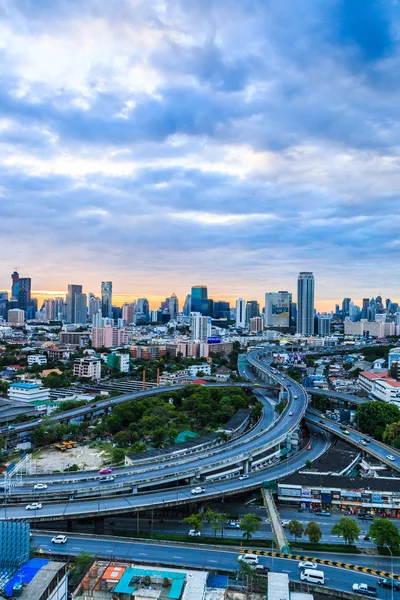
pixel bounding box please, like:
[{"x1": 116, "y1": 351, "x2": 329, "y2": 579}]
[{"x1": 0, "y1": 0, "x2": 399, "y2": 307}]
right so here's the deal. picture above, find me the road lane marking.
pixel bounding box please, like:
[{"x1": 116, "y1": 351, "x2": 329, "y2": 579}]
[{"x1": 139, "y1": 553, "x2": 147, "y2": 556}]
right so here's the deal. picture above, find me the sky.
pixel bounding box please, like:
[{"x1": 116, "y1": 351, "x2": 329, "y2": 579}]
[{"x1": 0, "y1": 0, "x2": 399, "y2": 311}]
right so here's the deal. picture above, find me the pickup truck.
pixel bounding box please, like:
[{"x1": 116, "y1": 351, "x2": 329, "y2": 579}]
[{"x1": 352, "y1": 583, "x2": 377, "y2": 597}]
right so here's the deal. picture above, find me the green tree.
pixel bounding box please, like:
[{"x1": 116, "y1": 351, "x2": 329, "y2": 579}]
[
  {"x1": 113, "y1": 430, "x2": 133, "y2": 447},
  {"x1": 357, "y1": 402, "x2": 400, "y2": 440},
  {"x1": 368, "y1": 519, "x2": 400, "y2": 550},
  {"x1": 69, "y1": 551, "x2": 94, "y2": 588},
  {"x1": 240, "y1": 513, "x2": 262, "y2": 540},
  {"x1": 111, "y1": 448, "x2": 125, "y2": 464},
  {"x1": 305, "y1": 459, "x2": 313, "y2": 468},
  {"x1": 184, "y1": 513, "x2": 204, "y2": 533},
  {"x1": 305, "y1": 521, "x2": 322, "y2": 544},
  {"x1": 0, "y1": 381, "x2": 9, "y2": 396},
  {"x1": 287, "y1": 520, "x2": 304, "y2": 542},
  {"x1": 331, "y1": 517, "x2": 360, "y2": 545}
]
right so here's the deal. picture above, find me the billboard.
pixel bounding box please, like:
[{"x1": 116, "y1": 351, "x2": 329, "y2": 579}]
[{"x1": 207, "y1": 337, "x2": 221, "y2": 344}]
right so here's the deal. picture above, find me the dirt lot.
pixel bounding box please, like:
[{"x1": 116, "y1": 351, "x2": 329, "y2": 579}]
[{"x1": 33, "y1": 444, "x2": 107, "y2": 474}]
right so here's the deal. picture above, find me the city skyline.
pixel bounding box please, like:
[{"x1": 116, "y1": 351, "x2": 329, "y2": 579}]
[{"x1": 1, "y1": 2, "x2": 400, "y2": 299}]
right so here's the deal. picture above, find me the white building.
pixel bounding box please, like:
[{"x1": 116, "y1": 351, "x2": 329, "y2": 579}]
[
  {"x1": 186, "y1": 364, "x2": 211, "y2": 376},
  {"x1": 27, "y1": 355, "x2": 47, "y2": 366},
  {"x1": 7, "y1": 309, "x2": 25, "y2": 323},
  {"x1": 235, "y1": 298, "x2": 246, "y2": 328},
  {"x1": 250, "y1": 316, "x2": 264, "y2": 334},
  {"x1": 389, "y1": 348, "x2": 400, "y2": 369},
  {"x1": 159, "y1": 370, "x2": 189, "y2": 385},
  {"x1": 8, "y1": 383, "x2": 50, "y2": 403},
  {"x1": 73, "y1": 357, "x2": 101, "y2": 380},
  {"x1": 190, "y1": 312, "x2": 211, "y2": 341}
]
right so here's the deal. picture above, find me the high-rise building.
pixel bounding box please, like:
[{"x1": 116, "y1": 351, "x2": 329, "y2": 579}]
[
  {"x1": 342, "y1": 297, "x2": 351, "y2": 318},
  {"x1": 183, "y1": 294, "x2": 192, "y2": 316},
  {"x1": 296, "y1": 272, "x2": 315, "y2": 335},
  {"x1": 0, "y1": 292, "x2": 8, "y2": 321},
  {"x1": 17, "y1": 277, "x2": 31, "y2": 313},
  {"x1": 245, "y1": 300, "x2": 259, "y2": 325},
  {"x1": 101, "y1": 281, "x2": 113, "y2": 318},
  {"x1": 163, "y1": 293, "x2": 179, "y2": 320},
  {"x1": 317, "y1": 315, "x2": 332, "y2": 336},
  {"x1": 8, "y1": 308, "x2": 25, "y2": 323},
  {"x1": 75, "y1": 293, "x2": 87, "y2": 325},
  {"x1": 250, "y1": 316, "x2": 264, "y2": 334},
  {"x1": 66, "y1": 284, "x2": 83, "y2": 324},
  {"x1": 11, "y1": 270, "x2": 19, "y2": 300},
  {"x1": 213, "y1": 301, "x2": 230, "y2": 319},
  {"x1": 44, "y1": 299, "x2": 56, "y2": 321},
  {"x1": 361, "y1": 298, "x2": 369, "y2": 320},
  {"x1": 122, "y1": 302, "x2": 136, "y2": 324},
  {"x1": 88, "y1": 293, "x2": 101, "y2": 319},
  {"x1": 191, "y1": 286, "x2": 210, "y2": 315},
  {"x1": 235, "y1": 298, "x2": 246, "y2": 328},
  {"x1": 137, "y1": 298, "x2": 149, "y2": 321},
  {"x1": 264, "y1": 292, "x2": 292, "y2": 327},
  {"x1": 190, "y1": 312, "x2": 212, "y2": 341}
]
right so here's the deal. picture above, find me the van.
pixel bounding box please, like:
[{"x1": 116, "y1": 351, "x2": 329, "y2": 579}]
[
  {"x1": 300, "y1": 569, "x2": 325, "y2": 585},
  {"x1": 237, "y1": 554, "x2": 259, "y2": 566}
]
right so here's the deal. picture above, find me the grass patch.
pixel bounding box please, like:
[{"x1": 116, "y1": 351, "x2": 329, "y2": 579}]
[
  {"x1": 90, "y1": 441, "x2": 113, "y2": 461},
  {"x1": 291, "y1": 542, "x2": 361, "y2": 554}
]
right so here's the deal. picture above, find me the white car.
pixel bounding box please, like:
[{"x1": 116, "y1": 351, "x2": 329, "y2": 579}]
[
  {"x1": 239, "y1": 474, "x2": 249, "y2": 480},
  {"x1": 26, "y1": 503, "x2": 42, "y2": 510},
  {"x1": 238, "y1": 554, "x2": 259, "y2": 565},
  {"x1": 51, "y1": 535, "x2": 67, "y2": 544},
  {"x1": 387, "y1": 455, "x2": 396, "y2": 461},
  {"x1": 281, "y1": 520, "x2": 291, "y2": 527},
  {"x1": 298, "y1": 561, "x2": 317, "y2": 570},
  {"x1": 188, "y1": 530, "x2": 201, "y2": 537},
  {"x1": 288, "y1": 411, "x2": 293, "y2": 416},
  {"x1": 34, "y1": 483, "x2": 48, "y2": 490},
  {"x1": 191, "y1": 486, "x2": 205, "y2": 495}
]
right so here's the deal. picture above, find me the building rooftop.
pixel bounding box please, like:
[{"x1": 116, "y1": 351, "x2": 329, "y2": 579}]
[
  {"x1": 281, "y1": 473, "x2": 400, "y2": 492},
  {"x1": 9, "y1": 383, "x2": 40, "y2": 390},
  {"x1": 303, "y1": 438, "x2": 359, "y2": 475},
  {"x1": 19, "y1": 561, "x2": 67, "y2": 599},
  {"x1": 360, "y1": 370, "x2": 389, "y2": 380}
]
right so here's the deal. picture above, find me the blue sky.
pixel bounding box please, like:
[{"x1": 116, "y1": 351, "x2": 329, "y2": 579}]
[{"x1": 0, "y1": 0, "x2": 399, "y2": 308}]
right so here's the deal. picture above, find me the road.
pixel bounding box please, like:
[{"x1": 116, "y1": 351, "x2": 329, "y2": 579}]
[{"x1": 31, "y1": 533, "x2": 395, "y2": 598}]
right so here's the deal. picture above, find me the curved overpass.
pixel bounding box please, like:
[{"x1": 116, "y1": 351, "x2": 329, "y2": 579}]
[{"x1": 0, "y1": 349, "x2": 333, "y2": 519}]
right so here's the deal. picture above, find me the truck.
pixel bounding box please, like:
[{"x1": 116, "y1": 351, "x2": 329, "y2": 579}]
[{"x1": 352, "y1": 583, "x2": 377, "y2": 597}]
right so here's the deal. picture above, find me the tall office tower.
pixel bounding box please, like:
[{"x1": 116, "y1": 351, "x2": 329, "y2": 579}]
[
  {"x1": 296, "y1": 272, "x2": 315, "y2": 335},
  {"x1": 122, "y1": 302, "x2": 136, "y2": 324},
  {"x1": 191, "y1": 286, "x2": 209, "y2": 315},
  {"x1": 190, "y1": 312, "x2": 212, "y2": 341},
  {"x1": 44, "y1": 299, "x2": 56, "y2": 321},
  {"x1": 342, "y1": 297, "x2": 351, "y2": 318},
  {"x1": 168, "y1": 293, "x2": 179, "y2": 320},
  {"x1": 92, "y1": 310, "x2": 103, "y2": 327},
  {"x1": 368, "y1": 297, "x2": 376, "y2": 322},
  {"x1": 137, "y1": 298, "x2": 150, "y2": 320},
  {"x1": 235, "y1": 298, "x2": 246, "y2": 328},
  {"x1": 88, "y1": 293, "x2": 101, "y2": 319},
  {"x1": 75, "y1": 293, "x2": 87, "y2": 325},
  {"x1": 264, "y1": 292, "x2": 292, "y2": 327},
  {"x1": 386, "y1": 298, "x2": 392, "y2": 310},
  {"x1": 11, "y1": 270, "x2": 19, "y2": 300},
  {"x1": 66, "y1": 284, "x2": 83, "y2": 323},
  {"x1": 290, "y1": 302, "x2": 297, "y2": 327},
  {"x1": 0, "y1": 292, "x2": 8, "y2": 321},
  {"x1": 376, "y1": 295, "x2": 384, "y2": 313},
  {"x1": 245, "y1": 300, "x2": 260, "y2": 325},
  {"x1": 17, "y1": 277, "x2": 31, "y2": 312},
  {"x1": 213, "y1": 301, "x2": 230, "y2": 319},
  {"x1": 101, "y1": 281, "x2": 113, "y2": 318},
  {"x1": 317, "y1": 315, "x2": 332, "y2": 335},
  {"x1": 361, "y1": 298, "x2": 369, "y2": 320},
  {"x1": 183, "y1": 294, "x2": 192, "y2": 316}
]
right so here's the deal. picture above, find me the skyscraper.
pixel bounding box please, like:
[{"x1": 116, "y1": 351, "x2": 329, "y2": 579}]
[
  {"x1": 11, "y1": 270, "x2": 19, "y2": 300},
  {"x1": 296, "y1": 272, "x2": 315, "y2": 335},
  {"x1": 44, "y1": 299, "x2": 56, "y2": 321},
  {"x1": 342, "y1": 297, "x2": 351, "y2": 318},
  {"x1": 183, "y1": 294, "x2": 192, "y2": 316},
  {"x1": 264, "y1": 292, "x2": 292, "y2": 327},
  {"x1": 137, "y1": 298, "x2": 149, "y2": 321},
  {"x1": 190, "y1": 312, "x2": 212, "y2": 341},
  {"x1": 66, "y1": 284, "x2": 83, "y2": 324},
  {"x1": 191, "y1": 286, "x2": 210, "y2": 315},
  {"x1": 75, "y1": 293, "x2": 87, "y2": 325},
  {"x1": 168, "y1": 293, "x2": 179, "y2": 320},
  {"x1": 18, "y1": 278, "x2": 31, "y2": 312},
  {"x1": 245, "y1": 301, "x2": 260, "y2": 325},
  {"x1": 213, "y1": 301, "x2": 230, "y2": 319},
  {"x1": 122, "y1": 302, "x2": 136, "y2": 324},
  {"x1": 235, "y1": 298, "x2": 246, "y2": 328},
  {"x1": 101, "y1": 281, "x2": 113, "y2": 318}
]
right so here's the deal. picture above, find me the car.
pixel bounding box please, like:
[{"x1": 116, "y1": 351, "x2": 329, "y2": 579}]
[
  {"x1": 361, "y1": 440, "x2": 368, "y2": 446},
  {"x1": 226, "y1": 522, "x2": 240, "y2": 529},
  {"x1": 281, "y1": 520, "x2": 290, "y2": 527},
  {"x1": 307, "y1": 445, "x2": 312, "y2": 450},
  {"x1": 99, "y1": 468, "x2": 113, "y2": 474},
  {"x1": 387, "y1": 455, "x2": 396, "y2": 461},
  {"x1": 91, "y1": 404, "x2": 97, "y2": 408},
  {"x1": 364, "y1": 438, "x2": 370, "y2": 443},
  {"x1": 99, "y1": 476, "x2": 115, "y2": 483},
  {"x1": 352, "y1": 583, "x2": 377, "y2": 597},
  {"x1": 288, "y1": 411, "x2": 293, "y2": 416},
  {"x1": 26, "y1": 503, "x2": 42, "y2": 510},
  {"x1": 237, "y1": 554, "x2": 259, "y2": 566},
  {"x1": 33, "y1": 483, "x2": 48, "y2": 490},
  {"x1": 377, "y1": 578, "x2": 400, "y2": 590},
  {"x1": 343, "y1": 429, "x2": 350, "y2": 435},
  {"x1": 314, "y1": 510, "x2": 331, "y2": 516},
  {"x1": 37, "y1": 419, "x2": 43, "y2": 423},
  {"x1": 238, "y1": 475, "x2": 249, "y2": 480},
  {"x1": 51, "y1": 535, "x2": 67, "y2": 544},
  {"x1": 191, "y1": 486, "x2": 205, "y2": 495},
  {"x1": 319, "y1": 419, "x2": 325, "y2": 424},
  {"x1": 298, "y1": 561, "x2": 317, "y2": 570},
  {"x1": 188, "y1": 530, "x2": 201, "y2": 537},
  {"x1": 358, "y1": 513, "x2": 374, "y2": 521}
]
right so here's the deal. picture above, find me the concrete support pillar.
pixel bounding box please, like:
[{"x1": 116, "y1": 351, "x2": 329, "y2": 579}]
[
  {"x1": 243, "y1": 459, "x2": 250, "y2": 474},
  {"x1": 66, "y1": 520, "x2": 73, "y2": 532},
  {"x1": 132, "y1": 485, "x2": 138, "y2": 494}
]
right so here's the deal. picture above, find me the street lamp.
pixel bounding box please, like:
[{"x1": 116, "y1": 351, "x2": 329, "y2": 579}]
[{"x1": 385, "y1": 544, "x2": 394, "y2": 600}]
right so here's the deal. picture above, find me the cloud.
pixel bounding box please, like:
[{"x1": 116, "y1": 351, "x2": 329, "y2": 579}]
[{"x1": 0, "y1": 0, "x2": 399, "y2": 305}]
